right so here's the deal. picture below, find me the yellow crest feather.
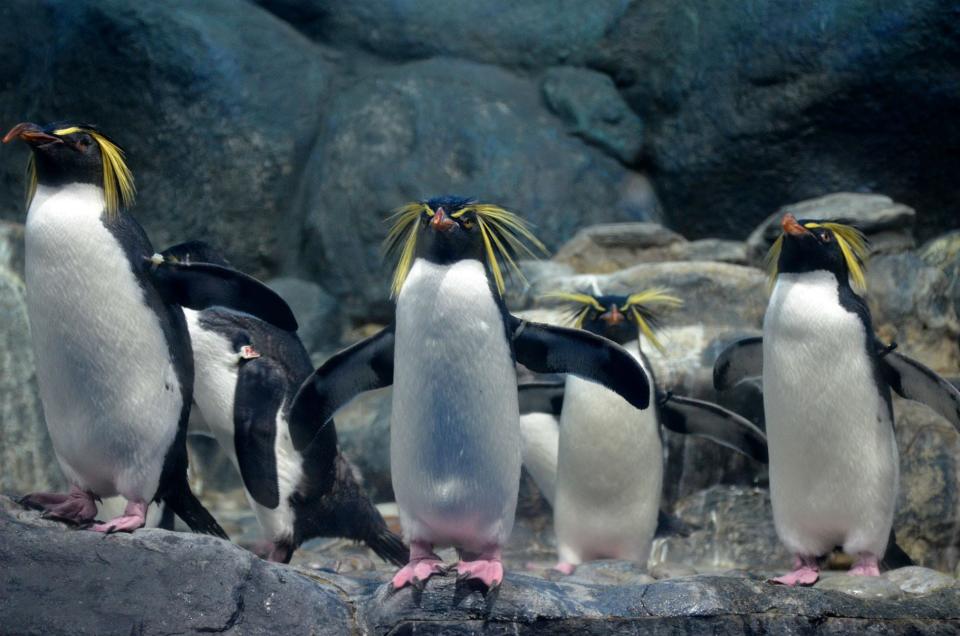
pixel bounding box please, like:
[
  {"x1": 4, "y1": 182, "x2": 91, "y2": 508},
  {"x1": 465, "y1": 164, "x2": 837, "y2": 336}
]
[
  {"x1": 541, "y1": 291, "x2": 604, "y2": 328},
  {"x1": 764, "y1": 221, "x2": 869, "y2": 292},
  {"x1": 622, "y1": 287, "x2": 683, "y2": 353},
  {"x1": 22, "y1": 126, "x2": 137, "y2": 217},
  {"x1": 384, "y1": 201, "x2": 547, "y2": 298}
]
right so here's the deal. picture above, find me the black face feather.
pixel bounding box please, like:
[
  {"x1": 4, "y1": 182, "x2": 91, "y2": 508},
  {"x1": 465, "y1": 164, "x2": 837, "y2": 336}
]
[
  {"x1": 768, "y1": 214, "x2": 868, "y2": 291},
  {"x1": 578, "y1": 295, "x2": 639, "y2": 345},
  {"x1": 543, "y1": 289, "x2": 682, "y2": 350}
]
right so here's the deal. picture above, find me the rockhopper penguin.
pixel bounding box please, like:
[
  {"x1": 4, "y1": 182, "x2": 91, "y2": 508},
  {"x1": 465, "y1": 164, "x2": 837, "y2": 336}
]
[
  {"x1": 4, "y1": 122, "x2": 292, "y2": 535},
  {"x1": 713, "y1": 213, "x2": 960, "y2": 586},
  {"x1": 518, "y1": 288, "x2": 768, "y2": 574},
  {"x1": 162, "y1": 241, "x2": 407, "y2": 565},
  {"x1": 289, "y1": 196, "x2": 652, "y2": 591}
]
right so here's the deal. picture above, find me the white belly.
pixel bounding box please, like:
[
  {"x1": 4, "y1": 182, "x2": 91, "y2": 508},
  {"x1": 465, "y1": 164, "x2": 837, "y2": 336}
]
[
  {"x1": 391, "y1": 258, "x2": 521, "y2": 551},
  {"x1": 186, "y1": 310, "x2": 302, "y2": 543},
  {"x1": 763, "y1": 272, "x2": 898, "y2": 557},
  {"x1": 555, "y1": 343, "x2": 661, "y2": 564},
  {"x1": 25, "y1": 184, "x2": 181, "y2": 500}
]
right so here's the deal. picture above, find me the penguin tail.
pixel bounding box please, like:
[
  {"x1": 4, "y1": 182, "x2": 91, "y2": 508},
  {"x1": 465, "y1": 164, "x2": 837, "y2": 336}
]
[
  {"x1": 364, "y1": 525, "x2": 409, "y2": 567},
  {"x1": 881, "y1": 529, "x2": 914, "y2": 570},
  {"x1": 161, "y1": 477, "x2": 229, "y2": 540}
]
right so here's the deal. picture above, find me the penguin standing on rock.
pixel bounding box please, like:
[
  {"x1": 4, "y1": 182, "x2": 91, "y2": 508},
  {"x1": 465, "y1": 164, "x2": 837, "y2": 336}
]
[
  {"x1": 4, "y1": 122, "x2": 292, "y2": 535},
  {"x1": 290, "y1": 196, "x2": 652, "y2": 592},
  {"x1": 162, "y1": 242, "x2": 407, "y2": 566},
  {"x1": 518, "y1": 288, "x2": 768, "y2": 574},
  {"x1": 714, "y1": 213, "x2": 960, "y2": 586}
]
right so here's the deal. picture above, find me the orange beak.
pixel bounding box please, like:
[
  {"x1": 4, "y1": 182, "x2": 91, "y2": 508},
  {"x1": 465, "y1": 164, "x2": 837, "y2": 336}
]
[
  {"x1": 781, "y1": 213, "x2": 808, "y2": 237},
  {"x1": 3, "y1": 122, "x2": 61, "y2": 146},
  {"x1": 430, "y1": 206, "x2": 455, "y2": 232},
  {"x1": 600, "y1": 305, "x2": 625, "y2": 325}
]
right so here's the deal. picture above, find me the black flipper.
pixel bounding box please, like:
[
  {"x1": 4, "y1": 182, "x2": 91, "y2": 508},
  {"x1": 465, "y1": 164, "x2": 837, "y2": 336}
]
[
  {"x1": 234, "y1": 358, "x2": 285, "y2": 509},
  {"x1": 880, "y1": 351, "x2": 960, "y2": 430},
  {"x1": 518, "y1": 380, "x2": 566, "y2": 416},
  {"x1": 160, "y1": 241, "x2": 232, "y2": 268},
  {"x1": 509, "y1": 317, "x2": 650, "y2": 410},
  {"x1": 289, "y1": 325, "x2": 396, "y2": 451},
  {"x1": 882, "y1": 529, "x2": 914, "y2": 570},
  {"x1": 658, "y1": 392, "x2": 769, "y2": 463},
  {"x1": 713, "y1": 336, "x2": 764, "y2": 391},
  {"x1": 655, "y1": 509, "x2": 695, "y2": 538},
  {"x1": 156, "y1": 503, "x2": 176, "y2": 531},
  {"x1": 158, "y1": 470, "x2": 229, "y2": 539},
  {"x1": 149, "y1": 252, "x2": 298, "y2": 332}
]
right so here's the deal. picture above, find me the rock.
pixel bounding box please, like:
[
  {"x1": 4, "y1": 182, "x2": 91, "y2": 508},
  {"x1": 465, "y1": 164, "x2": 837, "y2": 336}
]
[
  {"x1": 0, "y1": 0, "x2": 330, "y2": 280},
  {"x1": 0, "y1": 266, "x2": 62, "y2": 495},
  {"x1": 334, "y1": 387, "x2": 394, "y2": 502},
  {"x1": 867, "y1": 252, "x2": 959, "y2": 373},
  {"x1": 5, "y1": 499, "x2": 960, "y2": 634},
  {"x1": 649, "y1": 562, "x2": 698, "y2": 580},
  {"x1": 894, "y1": 400, "x2": 960, "y2": 572},
  {"x1": 886, "y1": 567, "x2": 956, "y2": 596},
  {"x1": 921, "y1": 231, "x2": 960, "y2": 336},
  {"x1": 0, "y1": 221, "x2": 24, "y2": 277},
  {"x1": 551, "y1": 222, "x2": 685, "y2": 273},
  {"x1": 567, "y1": 560, "x2": 655, "y2": 586},
  {"x1": 254, "y1": 0, "x2": 633, "y2": 68},
  {"x1": 591, "y1": 2, "x2": 960, "y2": 241},
  {"x1": 816, "y1": 574, "x2": 903, "y2": 601},
  {"x1": 651, "y1": 487, "x2": 790, "y2": 573},
  {"x1": 296, "y1": 58, "x2": 658, "y2": 321},
  {"x1": 542, "y1": 66, "x2": 643, "y2": 163},
  {"x1": 746, "y1": 193, "x2": 917, "y2": 264},
  {"x1": 267, "y1": 277, "x2": 342, "y2": 353}
]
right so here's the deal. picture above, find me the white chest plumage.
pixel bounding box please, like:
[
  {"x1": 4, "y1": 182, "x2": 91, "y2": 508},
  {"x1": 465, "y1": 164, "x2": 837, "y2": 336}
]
[
  {"x1": 763, "y1": 271, "x2": 898, "y2": 557},
  {"x1": 185, "y1": 310, "x2": 303, "y2": 542},
  {"x1": 24, "y1": 184, "x2": 181, "y2": 501},
  {"x1": 391, "y1": 258, "x2": 521, "y2": 551},
  {"x1": 555, "y1": 342, "x2": 662, "y2": 564}
]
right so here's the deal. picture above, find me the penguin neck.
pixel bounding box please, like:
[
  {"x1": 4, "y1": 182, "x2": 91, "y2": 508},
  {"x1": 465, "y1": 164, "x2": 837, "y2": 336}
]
[
  {"x1": 34, "y1": 152, "x2": 102, "y2": 190},
  {"x1": 29, "y1": 182, "x2": 107, "y2": 220}
]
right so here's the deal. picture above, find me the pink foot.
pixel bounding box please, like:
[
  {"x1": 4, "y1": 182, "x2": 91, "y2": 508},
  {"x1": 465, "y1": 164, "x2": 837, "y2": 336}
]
[
  {"x1": 770, "y1": 555, "x2": 820, "y2": 586},
  {"x1": 849, "y1": 553, "x2": 880, "y2": 577},
  {"x1": 553, "y1": 562, "x2": 576, "y2": 576},
  {"x1": 91, "y1": 500, "x2": 147, "y2": 534},
  {"x1": 456, "y1": 548, "x2": 504, "y2": 589},
  {"x1": 391, "y1": 541, "x2": 445, "y2": 590},
  {"x1": 21, "y1": 485, "x2": 97, "y2": 525}
]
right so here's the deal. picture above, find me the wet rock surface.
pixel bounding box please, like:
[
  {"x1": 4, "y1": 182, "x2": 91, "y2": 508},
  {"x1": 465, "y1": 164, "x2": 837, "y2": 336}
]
[{"x1": 3, "y1": 497, "x2": 960, "y2": 635}]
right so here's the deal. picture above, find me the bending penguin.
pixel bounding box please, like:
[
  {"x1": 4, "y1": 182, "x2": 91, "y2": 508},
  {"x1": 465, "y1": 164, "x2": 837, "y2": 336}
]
[
  {"x1": 289, "y1": 196, "x2": 652, "y2": 591},
  {"x1": 161, "y1": 242, "x2": 407, "y2": 566},
  {"x1": 517, "y1": 288, "x2": 768, "y2": 574},
  {"x1": 713, "y1": 213, "x2": 960, "y2": 586},
  {"x1": 4, "y1": 121, "x2": 294, "y2": 535}
]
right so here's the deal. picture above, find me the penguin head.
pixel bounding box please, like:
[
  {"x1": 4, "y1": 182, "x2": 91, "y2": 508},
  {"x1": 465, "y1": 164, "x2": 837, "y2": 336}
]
[
  {"x1": 3, "y1": 121, "x2": 134, "y2": 215},
  {"x1": 384, "y1": 195, "x2": 546, "y2": 297},
  {"x1": 544, "y1": 288, "x2": 682, "y2": 350},
  {"x1": 767, "y1": 213, "x2": 869, "y2": 291}
]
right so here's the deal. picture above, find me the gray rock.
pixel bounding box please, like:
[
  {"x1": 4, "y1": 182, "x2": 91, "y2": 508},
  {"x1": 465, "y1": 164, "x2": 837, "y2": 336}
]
[
  {"x1": 886, "y1": 567, "x2": 956, "y2": 595},
  {"x1": 567, "y1": 560, "x2": 655, "y2": 586},
  {"x1": 921, "y1": 231, "x2": 960, "y2": 337},
  {"x1": 254, "y1": 0, "x2": 632, "y2": 68},
  {"x1": 651, "y1": 487, "x2": 791, "y2": 572},
  {"x1": 649, "y1": 562, "x2": 698, "y2": 580},
  {"x1": 0, "y1": 221, "x2": 24, "y2": 277},
  {"x1": 296, "y1": 58, "x2": 657, "y2": 321},
  {"x1": 542, "y1": 66, "x2": 643, "y2": 163},
  {"x1": 0, "y1": 0, "x2": 330, "y2": 280},
  {"x1": 816, "y1": 574, "x2": 903, "y2": 601},
  {"x1": 0, "y1": 266, "x2": 62, "y2": 495},
  {"x1": 746, "y1": 193, "x2": 917, "y2": 263},
  {"x1": 5, "y1": 499, "x2": 960, "y2": 634},
  {"x1": 591, "y1": 2, "x2": 960, "y2": 241},
  {"x1": 334, "y1": 387, "x2": 394, "y2": 502},
  {"x1": 267, "y1": 277, "x2": 342, "y2": 353}
]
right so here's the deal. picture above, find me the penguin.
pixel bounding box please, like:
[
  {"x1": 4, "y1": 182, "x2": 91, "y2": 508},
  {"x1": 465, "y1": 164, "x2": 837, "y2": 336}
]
[
  {"x1": 4, "y1": 122, "x2": 294, "y2": 536},
  {"x1": 160, "y1": 241, "x2": 408, "y2": 566},
  {"x1": 289, "y1": 196, "x2": 652, "y2": 591},
  {"x1": 516, "y1": 288, "x2": 768, "y2": 574},
  {"x1": 713, "y1": 213, "x2": 960, "y2": 586}
]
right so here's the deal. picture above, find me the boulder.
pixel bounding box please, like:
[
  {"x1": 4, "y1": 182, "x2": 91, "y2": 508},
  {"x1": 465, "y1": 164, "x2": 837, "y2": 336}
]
[
  {"x1": 0, "y1": 221, "x2": 24, "y2": 277},
  {"x1": 541, "y1": 66, "x2": 644, "y2": 163},
  {"x1": 746, "y1": 193, "x2": 917, "y2": 264},
  {"x1": 591, "y1": 1, "x2": 960, "y2": 241},
  {"x1": 267, "y1": 277, "x2": 342, "y2": 354},
  {"x1": 0, "y1": 0, "x2": 330, "y2": 279},
  {"x1": 253, "y1": 0, "x2": 632, "y2": 68},
  {"x1": 296, "y1": 58, "x2": 658, "y2": 321}
]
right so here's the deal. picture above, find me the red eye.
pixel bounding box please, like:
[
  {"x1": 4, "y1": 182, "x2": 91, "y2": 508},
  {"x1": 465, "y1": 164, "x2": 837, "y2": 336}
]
[{"x1": 820, "y1": 231, "x2": 831, "y2": 242}]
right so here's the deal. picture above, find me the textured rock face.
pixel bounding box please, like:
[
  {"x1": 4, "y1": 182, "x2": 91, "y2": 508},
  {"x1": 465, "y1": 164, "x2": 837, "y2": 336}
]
[
  {"x1": 591, "y1": 1, "x2": 960, "y2": 241},
  {"x1": 0, "y1": 0, "x2": 329, "y2": 279},
  {"x1": 3, "y1": 499, "x2": 960, "y2": 635},
  {"x1": 266, "y1": 277, "x2": 342, "y2": 353},
  {"x1": 295, "y1": 57, "x2": 657, "y2": 321}
]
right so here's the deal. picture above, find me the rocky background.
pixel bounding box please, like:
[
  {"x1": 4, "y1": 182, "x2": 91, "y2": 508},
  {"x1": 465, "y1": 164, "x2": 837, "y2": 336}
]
[{"x1": 2, "y1": 0, "x2": 960, "y2": 632}]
